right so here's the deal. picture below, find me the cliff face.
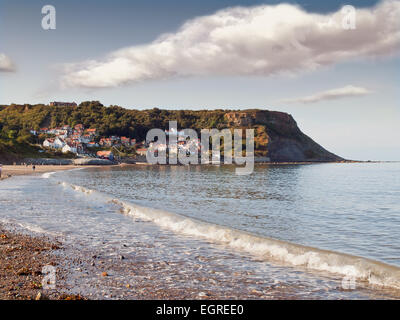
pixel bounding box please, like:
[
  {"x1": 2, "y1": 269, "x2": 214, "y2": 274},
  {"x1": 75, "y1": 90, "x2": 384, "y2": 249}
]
[{"x1": 224, "y1": 110, "x2": 343, "y2": 162}]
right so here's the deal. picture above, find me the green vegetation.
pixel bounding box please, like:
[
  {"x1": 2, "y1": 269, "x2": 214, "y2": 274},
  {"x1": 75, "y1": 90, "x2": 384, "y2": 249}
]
[
  {"x1": 0, "y1": 101, "x2": 270, "y2": 161},
  {"x1": 0, "y1": 138, "x2": 75, "y2": 163},
  {"x1": 0, "y1": 101, "x2": 232, "y2": 139}
]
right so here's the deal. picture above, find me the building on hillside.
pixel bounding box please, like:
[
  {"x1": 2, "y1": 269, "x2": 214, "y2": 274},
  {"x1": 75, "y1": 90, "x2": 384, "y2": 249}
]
[
  {"x1": 53, "y1": 137, "x2": 66, "y2": 149},
  {"x1": 121, "y1": 137, "x2": 131, "y2": 146},
  {"x1": 49, "y1": 102, "x2": 77, "y2": 107},
  {"x1": 46, "y1": 128, "x2": 56, "y2": 135},
  {"x1": 136, "y1": 140, "x2": 148, "y2": 148},
  {"x1": 55, "y1": 128, "x2": 69, "y2": 138},
  {"x1": 97, "y1": 150, "x2": 114, "y2": 160},
  {"x1": 86, "y1": 142, "x2": 99, "y2": 148},
  {"x1": 136, "y1": 148, "x2": 148, "y2": 156},
  {"x1": 80, "y1": 134, "x2": 92, "y2": 144},
  {"x1": 99, "y1": 138, "x2": 113, "y2": 147},
  {"x1": 62, "y1": 144, "x2": 77, "y2": 154},
  {"x1": 110, "y1": 136, "x2": 121, "y2": 145},
  {"x1": 149, "y1": 142, "x2": 167, "y2": 153},
  {"x1": 43, "y1": 138, "x2": 55, "y2": 148},
  {"x1": 74, "y1": 124, "x2": 84, "y2": 134},
  {"x1": 62, "y1": 142, "x2": 84, "y2": 154},
  {"x1": 86, "y1": 128, "x2": 97, "y2": 136}
]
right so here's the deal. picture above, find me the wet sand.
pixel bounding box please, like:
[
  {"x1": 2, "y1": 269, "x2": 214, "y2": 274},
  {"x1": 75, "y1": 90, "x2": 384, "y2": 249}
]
[{"x1": 0, "y1": 165, "x2": 83, "y2": 180}]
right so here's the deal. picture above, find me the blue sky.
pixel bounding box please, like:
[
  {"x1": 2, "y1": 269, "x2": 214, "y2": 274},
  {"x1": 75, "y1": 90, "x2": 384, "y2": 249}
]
[{"x1": 0, "y1": 0, "x2": 399, "y2": 160}]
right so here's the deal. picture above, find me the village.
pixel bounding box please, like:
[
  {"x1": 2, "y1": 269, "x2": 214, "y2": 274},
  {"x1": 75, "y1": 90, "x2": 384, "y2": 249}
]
[
  {"x1": 32, "y1": 124, "x2": 142, "y2": 160},
  {"x1": 33, "y1": 123, "x2": 202, "y2": 161}
]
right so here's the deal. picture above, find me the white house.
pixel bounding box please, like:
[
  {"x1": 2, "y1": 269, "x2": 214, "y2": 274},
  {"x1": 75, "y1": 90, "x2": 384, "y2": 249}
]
[
  {"x1": 43, "y1": 137, "x2": 66, "y2": 150},
  {"x1": 43, "y1": 138, "x2": 55, "y2": 148},
  {"x1": 62, "y1": 144, "x2": 77, "y2": 154},
  {"x1": 53, "y1": 137, "x2": 66, "y2": 149}
]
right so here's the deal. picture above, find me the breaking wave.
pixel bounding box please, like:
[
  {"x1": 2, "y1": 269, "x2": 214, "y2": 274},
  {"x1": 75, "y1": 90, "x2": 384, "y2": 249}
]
[{"x1": 60, "y1": 181, "x2": 400, "y2": 291}]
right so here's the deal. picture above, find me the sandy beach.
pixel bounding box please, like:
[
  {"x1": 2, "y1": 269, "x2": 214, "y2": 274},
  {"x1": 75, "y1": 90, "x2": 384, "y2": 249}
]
[{"x1": 0, "y1": 165, "x2": 84, "y2": 180}]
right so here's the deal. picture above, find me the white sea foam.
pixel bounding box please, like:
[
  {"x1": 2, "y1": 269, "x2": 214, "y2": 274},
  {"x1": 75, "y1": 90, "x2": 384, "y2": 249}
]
[
  {"x1": 41, "y1": 171, "x2": 56, "y2": 179},
  {"x1": 60, "y1": 181, "x2": 96, "y2": 195},
  {"x1": 60, "y1": 181, "x2": 400, "y2": 290},
  {"x1": 42, "y1": 167, "x2": 86, "y2": 179},
  {"x1": 0, "y1": 217, "x2": 63, "y2": 237}
]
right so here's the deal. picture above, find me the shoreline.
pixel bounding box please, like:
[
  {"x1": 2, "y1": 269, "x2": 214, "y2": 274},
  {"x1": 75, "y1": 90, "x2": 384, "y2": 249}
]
[
  {"x1": 2, "y1": 162, "x2": 399, "y2": 300},
  {"x1": 0, "y1": 222, "x2": 306, "y2": 300},
  {"x1": 0, "y1": 164, "x2": 112, "y2": 181},
  {"x1": 0, "y1": 165, "x2": 80, "y2": 180},
  {"x1": 1, "y1": 159, "x2": 395, "y2": 182},
  {"x1": 3, "y1": 212, "x2": 400, "y2": 300},
  {"x1": 1, "y1": 160, "x2": 393, "y2": 183}
]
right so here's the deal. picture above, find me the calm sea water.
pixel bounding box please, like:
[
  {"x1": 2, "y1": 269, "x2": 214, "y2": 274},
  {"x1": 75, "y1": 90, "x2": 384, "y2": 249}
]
[
  {"x1": 1, "y1": 162, "x2": 399, "y2": 299},
  {"x1": 58, "y1": 162, "x2": 400, "y2": 266}
]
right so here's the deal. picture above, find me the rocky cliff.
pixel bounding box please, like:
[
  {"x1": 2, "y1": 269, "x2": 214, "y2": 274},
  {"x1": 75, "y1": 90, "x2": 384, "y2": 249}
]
[{"x1": 224, "y1": 110, "x2": 343, "y2": 162}]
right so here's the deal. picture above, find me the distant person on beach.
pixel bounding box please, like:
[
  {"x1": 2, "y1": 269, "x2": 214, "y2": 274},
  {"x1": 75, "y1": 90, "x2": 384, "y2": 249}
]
[
  {"x1": 0, "y1": 164, "x2": 2, "y2": 178},
  {"x1": 32, "y1": 165, "x2": 36, "y2": 171}
]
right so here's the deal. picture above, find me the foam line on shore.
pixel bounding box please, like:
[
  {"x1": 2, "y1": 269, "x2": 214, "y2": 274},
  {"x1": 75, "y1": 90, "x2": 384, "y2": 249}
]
[
  {"x1": 0, "y1": 217, "x2": 63, "y2": 238},
  {"x1": 59, "y1": 181, "x2": 400, "y2": 290},
  {"x1": 42, "y1": 172, "x2": 57, "y2": 179},
  {"x1": 42, "y1": 167, "x2": 86, "y2": 179}
]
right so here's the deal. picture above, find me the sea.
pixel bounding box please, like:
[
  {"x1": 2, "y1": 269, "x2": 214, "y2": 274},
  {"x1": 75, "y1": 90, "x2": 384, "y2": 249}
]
[{"x1": 1, "y1": 162, "x2": 399, "y2": 299}]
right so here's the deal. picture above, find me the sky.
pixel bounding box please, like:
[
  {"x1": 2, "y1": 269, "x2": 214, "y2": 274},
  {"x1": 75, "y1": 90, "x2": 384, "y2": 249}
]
[{"x1": 0, "y1": 0, "x2": 399, "y2": 160}]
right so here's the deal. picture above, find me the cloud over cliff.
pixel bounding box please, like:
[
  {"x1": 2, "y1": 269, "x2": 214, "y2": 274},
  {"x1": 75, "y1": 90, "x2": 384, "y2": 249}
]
[
  {"x1": 0, "y1": 53, "x2": 15, "y2": 72},
  {"x1": 62, "y1": 0, "x2": 400, "y2": 88}
]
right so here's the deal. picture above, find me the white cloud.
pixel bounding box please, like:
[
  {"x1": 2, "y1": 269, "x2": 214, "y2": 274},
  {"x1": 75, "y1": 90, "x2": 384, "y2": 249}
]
[
  {"x1": 0, "y1": 53, "x2": 15, "y2": 72},
  {"x1": 278, "y1": 85, "x2": 373, "y2": 104},
  {"x1": 62, "y1": 0, "x2": 400, "y2": 88}
]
